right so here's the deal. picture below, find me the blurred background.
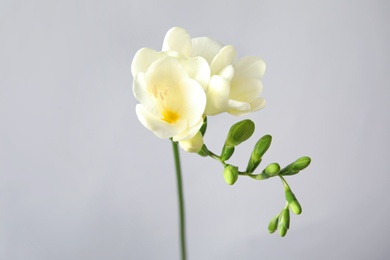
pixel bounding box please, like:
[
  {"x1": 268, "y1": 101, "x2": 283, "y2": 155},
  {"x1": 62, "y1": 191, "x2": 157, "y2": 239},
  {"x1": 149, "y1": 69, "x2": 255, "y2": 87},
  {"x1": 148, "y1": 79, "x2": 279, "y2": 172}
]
[{"x1": 1, "y1": 0, "x2": 389, "y2": 259}]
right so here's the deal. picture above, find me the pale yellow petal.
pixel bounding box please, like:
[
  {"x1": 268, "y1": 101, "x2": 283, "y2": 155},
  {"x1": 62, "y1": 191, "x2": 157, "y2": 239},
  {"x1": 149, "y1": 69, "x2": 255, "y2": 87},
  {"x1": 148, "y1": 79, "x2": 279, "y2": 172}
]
[
  {"x1": 233, "y1": 56, "x2": 266, "y2": 80},
  {"x1": 168, "y1": 78, "x2": 206, "y2": 122},
  {"x1": 162, "y1": 27, "x2": 192, "y2": 56},
  {"x1": 218, "y1": 65, "x2": 234, "y2": 82},
  {"x1": 204, "y1": 75, "x2": 230, "y2": 115},
  {"x1": 182, "y1": 57, "x2": 210, "y2": 90},
  {"x1": 136, "y1": 104, "x2": 181, "y2": 139},
  {"x1": 173, "y1": 117, "x2": 204, "y2": 141},
  {"x1": 210, "y1": 45, "x2": 236, "y2": 75},
  {"x1": 131, "y1": 48, "x2": 159, "y2": 77},
  {"x1": 191, "y1": 37, "x2": 223, "y2": 64},
  {"x1": 146, "y1": 57, "x2": 188, "y2": 91},
  {"x1": 178, "y1": 132, "x2": 204, "y2": 153},
  {"x1": 230, "y1": 78, "x2": 263, "y2": 102}
]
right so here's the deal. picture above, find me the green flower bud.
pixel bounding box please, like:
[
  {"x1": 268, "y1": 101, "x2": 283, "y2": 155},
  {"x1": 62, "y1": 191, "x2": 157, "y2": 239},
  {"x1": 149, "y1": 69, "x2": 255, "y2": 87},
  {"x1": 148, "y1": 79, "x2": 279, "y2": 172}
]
[
  {"x1": 268, "y1": 214, "x2": 279, "y2": 234},
  {"x1": 279, "y1": 225, "x2": 288, "y2": 237},
  {"x1": 285, "y1": 189, "x2": 302, "y2": 214},
  {"x1": 225, "y1": 119, "x2": 255, "y2": 147},
  {"x1": 223, "y1": 165, "x2": 239, "y2": 185},
  {"x1": 292, "y1": 156, "x2": 311, "y2": 171},
  {"x1": 279, "y1": 164, "x2": 299, "y2": 176},
  {"x1": 278, "y1": 209, "x2": 290, "y2": 237},
  {"x1": 279, "y1": 156, "x2": 311, "y2": 176},
  {"x1": 285, "y1": 189, "x2": 296, "y2": 204},
  {"x1": 264, "y1": 163, "x2": 281, "y2": 176},
  {"x1": 221, "y1": 145, "x2": 235, "y2": 161},
  {"x1": 246, "y1": 135, "x2": 272, "y2": 173},
  {"x1": 289, "y1": 200, "x2": 302, "y2": 215}
]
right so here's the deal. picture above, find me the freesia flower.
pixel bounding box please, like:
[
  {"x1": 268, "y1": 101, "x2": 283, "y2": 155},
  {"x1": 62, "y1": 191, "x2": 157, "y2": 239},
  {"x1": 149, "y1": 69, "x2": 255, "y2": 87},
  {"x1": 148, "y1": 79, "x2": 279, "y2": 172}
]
[
  {"x1": 132, "y1": 55, "x2": 207, "y2": 148},
  {"x1": 163, "y1": 27, "x2": 266, "y2": 116}
]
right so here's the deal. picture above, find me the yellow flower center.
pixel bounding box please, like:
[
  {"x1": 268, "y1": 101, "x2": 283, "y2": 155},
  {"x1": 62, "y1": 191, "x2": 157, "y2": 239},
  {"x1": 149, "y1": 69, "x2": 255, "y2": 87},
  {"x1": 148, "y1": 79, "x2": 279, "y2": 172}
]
[
  {"x1": 161, "y1": 109, "x2": 179, "y2": 124},
  {"x1": 150, "y1": 84, "x2": 180, "y2": 124}
]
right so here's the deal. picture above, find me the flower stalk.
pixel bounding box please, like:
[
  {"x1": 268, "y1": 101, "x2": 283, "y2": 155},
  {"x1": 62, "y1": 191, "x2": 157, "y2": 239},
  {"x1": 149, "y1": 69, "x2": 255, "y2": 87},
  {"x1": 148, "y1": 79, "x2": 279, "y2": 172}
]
[{"x1": 171, "y1": 140, "x2": 187, "y2": 260}]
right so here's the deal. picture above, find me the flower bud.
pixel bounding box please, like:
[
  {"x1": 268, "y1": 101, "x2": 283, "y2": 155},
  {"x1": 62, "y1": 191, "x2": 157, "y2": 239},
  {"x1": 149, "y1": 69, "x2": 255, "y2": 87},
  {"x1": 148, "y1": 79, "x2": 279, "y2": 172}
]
[
  {"x1": 289, "y1": 200, "x2": 302, "y2": 215},
  {"x1": 280, "y1": 156, "x2": 311, "y2": 176},
  {"x1": 292, "y1": 156, "x2": 311, "y2": 171},
  {"x1": 246, "y1": 135, "x2": 272, "y2": 173},
  {"x1": 221, "y1": 145, "x2": 235, "y2": 161},
  {"x1": 279, "y1": 164, "x2": 298, "y2": 176},
  {"x1": 223, "y1": 165, "x2": 239, "y2": 185},
  {"x1": 278, "y1": 209, "x2": 290, "y2": 237},
  {"x1": 268, "y1": 214, "x2": 279, "y2": 234},
  {"x1": 178, "y1": 132, "x2": 204, "y2": 153},
  {"x1": 264, "y1": 163, "x2": 280, "y2": 176},
  {"x1": 285, "y1": 189, "x2": 302, "y2": 215},
  {"x1": 225, "y1": 120, "x2": 255, "y2": 147}
]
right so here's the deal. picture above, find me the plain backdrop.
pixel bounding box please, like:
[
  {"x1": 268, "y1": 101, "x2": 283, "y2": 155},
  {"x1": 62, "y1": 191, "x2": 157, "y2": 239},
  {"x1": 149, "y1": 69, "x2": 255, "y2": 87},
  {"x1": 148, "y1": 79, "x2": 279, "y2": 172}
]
[{"x1": 1, "y1": 0, "x2": 390, "y2": 259}]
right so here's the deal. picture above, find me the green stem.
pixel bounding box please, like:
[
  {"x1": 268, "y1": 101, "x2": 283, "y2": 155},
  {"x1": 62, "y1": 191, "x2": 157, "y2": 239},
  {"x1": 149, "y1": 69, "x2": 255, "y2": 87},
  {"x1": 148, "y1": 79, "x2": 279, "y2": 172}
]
[
  {"x1": 171, "y1": 140, "x2": 187, "y2": 260},
  {"x1": 279, "y1": 175, "x2": 290, "y2": 190}
]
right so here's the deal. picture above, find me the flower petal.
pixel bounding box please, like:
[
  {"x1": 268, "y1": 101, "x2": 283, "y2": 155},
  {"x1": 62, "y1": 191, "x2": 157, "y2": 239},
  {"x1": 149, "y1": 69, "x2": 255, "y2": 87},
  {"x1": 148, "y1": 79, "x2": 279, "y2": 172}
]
[
  {"x1": 191, "y1": 37, "x2": 223, "y2": 64},
  {"x1": 218, "y1": 65, "x2": 234, "y2": 82},
  {"x1": 250, "y1": 97, "x2": 266, "y2": 111},
  {"x1": 230, "y1": 78, "x2": 263, "y2": 102},
  {"x1": 146, "y1": 57, "x2": 188, "y2": 90},
  {"x1": 228, "y1": 98, "x2": 265, "y2": 116},
  {"x1": 182, "y1": 57, "x2": 210, "y2": 90},
  {"x1": 233, "y1": 56, "x2": 266, "y2": 80},
  {"x1": 210, "y1": 45, "x2": 236, "y2": 75},
  {"x1": 227, "y1": 99, "x2": 251, "y2": 112},
  {"x1": 169, "y1": 78, "x2": 206, "y2": 124},
  {"x1": 204, "y1": 75, "x2": 230, "y2": 115},
  {"x1": 178, "y1": 131, "x2": 204, "y2": 152},
  {"x1": 131, "y1": 48, "x2": 160, "y2": 77},
  {"x1": 136, "y1": 104, "x2": 181, "y2": 139},
  {"x1": 162, "y1": 27, "x2": 192, "y2": 56},
  {"x1": 133, "y1": 73, "x2": 158, "y2": 114},
  {"x1": 173, "y1": 117, "x2": 204, "y2": 141}
]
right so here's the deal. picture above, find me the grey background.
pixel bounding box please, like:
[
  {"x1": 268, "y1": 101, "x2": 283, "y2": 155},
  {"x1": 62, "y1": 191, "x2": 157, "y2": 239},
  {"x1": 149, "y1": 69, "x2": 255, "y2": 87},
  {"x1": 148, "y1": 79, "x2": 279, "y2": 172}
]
[{"x1": 1, "y1": 0, "x2": 389, "y2": 259}]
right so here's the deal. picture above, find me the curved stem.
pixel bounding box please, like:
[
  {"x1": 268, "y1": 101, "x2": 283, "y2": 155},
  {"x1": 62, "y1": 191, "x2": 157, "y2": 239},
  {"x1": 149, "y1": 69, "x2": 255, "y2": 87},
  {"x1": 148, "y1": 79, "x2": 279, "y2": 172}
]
[{"x1": 171, "y1": 140, "x2": 187, "y2": 260}]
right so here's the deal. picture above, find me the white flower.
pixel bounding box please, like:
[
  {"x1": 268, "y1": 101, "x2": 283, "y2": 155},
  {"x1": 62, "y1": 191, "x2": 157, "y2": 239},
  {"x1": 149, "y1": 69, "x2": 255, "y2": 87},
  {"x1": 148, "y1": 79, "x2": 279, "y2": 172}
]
[
  {"x1": 163, "y1": 27, "x2": 266, "y2": 116},
  {"x1": 132, "y1": 55, "x2": 207, "y2": 147}
]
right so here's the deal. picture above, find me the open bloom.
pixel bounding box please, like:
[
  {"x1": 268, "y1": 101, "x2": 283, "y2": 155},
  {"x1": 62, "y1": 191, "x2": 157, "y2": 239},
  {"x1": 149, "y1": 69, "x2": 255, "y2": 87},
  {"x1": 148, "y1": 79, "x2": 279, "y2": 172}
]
[
  {"x1": 163, "y1": 27, "x2": 266, "y2": 116},
  {"x1": 132, "y1": 55, "x2": 207, "y2": 145}
]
